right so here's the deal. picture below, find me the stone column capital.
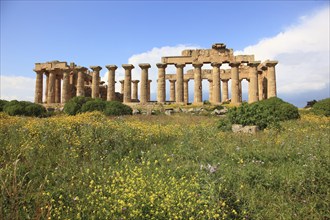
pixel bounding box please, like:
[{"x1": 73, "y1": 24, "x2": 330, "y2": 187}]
[
  {"x1": 184, "y1": 79, "x2": 190, "y2": 83},
  {"x1": 76, "y1": 66, "x2": 88, "y2": 72},
  {"x1": 138, "y1": 63, "x2": 151, "y2": 69},
  {"x1": 122, "y1": 64, "x2": 135, "y2": 70},
  {"x1": 148, "y1": 80, "x2": 152, "y2": 83},
  {"x1": 208, "y1": 79, "x2": 213, "y2": 83},
  {"x1": 169, "y1": 79, "x2": 176, "y2": 83},
  {"x1": 248, "y1": 61, "x2": 261, "y2": 67},
  {"x1": 265, "y1": 60, "x2": 278, "y2": 67},
  {"x1": 105, "y1": 65, "x2": 118, "y2": 71},
  {"x1": 175, "y1": 63, "x2": 186, "y2": 68},
  {"x1": 132, "y1": 80, "x2": 140, "y2": 83},
  {"x1": 229, "y1": 62, "x2": 241, "y2": 67},
  {"x1": 192, "y1": 62, "x2": 203, "y2": 68},
  {"x1": 90, "y1": 66, "x2": 102, "y2": 71},
  {"x1": 119, "y1": 80, "x2": 124, "y2": 83},
  {"x1": 33, "y1": 69, "x2": 45, "y2": 74},
  {"x1": 221, "y1": 79, "x2": 229, "y2": 82},
  {"x1": 156, "y1": 63, "x2": 167, "y2": 68},
  {"x1": 211, "y1": 62, "x2": 222, "y2": 67}
]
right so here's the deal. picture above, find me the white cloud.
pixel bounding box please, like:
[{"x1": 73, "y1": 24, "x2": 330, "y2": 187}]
[
  {"x1": 0, "y1": 75, "x2": 35, "y2": 101},
  {"x1": 235, "y1": 6, "x2": 330, "y2": 95}
]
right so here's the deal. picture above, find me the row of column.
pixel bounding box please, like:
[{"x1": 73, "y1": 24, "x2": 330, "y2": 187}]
[
  {"x1": 157, "y1": 61, "x2": 276, "y2": 105},
  {"x1": 34, "y1": 67, "x2": 89, "y2": 104},
  {"x1": 35, "y1": 62, "x2": 277, "y2": 105},
  {"x1": 168, "y1": 78, "x2": 230, "y2": 104}
]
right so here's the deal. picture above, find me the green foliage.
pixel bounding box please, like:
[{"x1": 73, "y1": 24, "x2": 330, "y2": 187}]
[
  {"x1": 64, "y1": 97, "x2": 132, "y2": 116},
  {"x1": 81, "y1": 98, "x2": 106, "y2": 113},
  {"x1": 104, "y1": 101, "x2": 132, "y2": 116},
  {"x1": 228, "y1": 97, "x2": 300, "y2": 129},
  {"x1": 217, "y1": 117, "x2": 232, "y2": 131},
  {"x1": 2, "y1": 100, "x2": 46, "y2": 117},
  {"x1": 203, "y1": 100, "x2": 211, "y2": 105},
  {"x1": 312, "y1": 98, "x2": 330, "y2": 116},
  {"x1": 0, "y1": 99, "x2": 9, "y2": 111},
  {"x1": 63, "y1": 96, "x2": 92, "y2": 115}
]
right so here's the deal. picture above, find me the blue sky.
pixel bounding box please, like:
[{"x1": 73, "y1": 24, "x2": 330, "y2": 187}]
[{"x1": 1, "y1": 1, "x2": 329, "y2": 107}]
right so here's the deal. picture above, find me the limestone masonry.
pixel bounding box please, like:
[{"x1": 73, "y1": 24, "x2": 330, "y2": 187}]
[{"x1": 34, "y1": 43, "x2": 278, "y2": 105}]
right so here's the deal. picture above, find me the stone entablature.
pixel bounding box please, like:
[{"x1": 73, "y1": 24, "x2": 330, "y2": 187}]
[
  {"x1": 162, "y1": 43, "x2": 254, "y2": 64},
  {"x1": 34, "y1": 43, "x2": 278, "y2": 106}
]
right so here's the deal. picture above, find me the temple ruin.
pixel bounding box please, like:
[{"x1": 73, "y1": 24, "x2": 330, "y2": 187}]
[{"x1": 34, "y1": 43, "x2": 278, "y2": 105}]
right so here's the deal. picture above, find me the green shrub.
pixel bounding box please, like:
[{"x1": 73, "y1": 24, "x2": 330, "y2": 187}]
[
  {"x1": 217, "y1": 117, "x2": 232, "y2": 131},
  {"x1": 3, "y1": 100, "x2": 46, "y2": 117},
  {"x1": 63, "y1": 96, "x2": 92, "y2": 115},
  {"x1": 312, "y1": 98, "x2": 330, "y2": 116},
  {"x1": 25, "y1": 103, "x2": 47, "y2": 117},
  {"x1": 228, "y1": 97, "x2": 300, "y2": 130},
  {"x1": 104, "y1": 101, "x2": 132, "y2": 116},
  {"x1": 0, "y1": 99, "x2": 9, "y2": 111},
  {"x1": 3, "y1": 100, "x2": 25, "y2": 116},
  {"x1": 81, "y1": 99, "x2": 106, "y2": 113}
]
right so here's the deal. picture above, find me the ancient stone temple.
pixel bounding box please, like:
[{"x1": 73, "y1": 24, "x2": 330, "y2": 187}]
[{"x1": 34, "y1": 43, "x2": 278, "y2": 105}]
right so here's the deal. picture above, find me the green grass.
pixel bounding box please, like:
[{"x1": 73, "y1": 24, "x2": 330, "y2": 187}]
[{"x1": 0, "y1": 111, "x2": 329, "y2": 219}]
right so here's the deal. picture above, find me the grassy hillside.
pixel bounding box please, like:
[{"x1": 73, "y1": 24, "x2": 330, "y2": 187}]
[{"x1": 0, "y1": 112, "x2": 329, "y2": 219}]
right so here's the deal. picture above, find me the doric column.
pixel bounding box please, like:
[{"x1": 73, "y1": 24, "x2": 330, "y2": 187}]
[
  {"x1": 139, "y1": 63, "x2": 151, "y2": 104},
  {"x1": 55, "y1": 74, "x2": 61, "y2": 103},
  {"x1": 147, "y1": 80, "x2": 152, "y2": 101},
  {"x1": 156, "y1": 63, "x2": 167, "y2": 103},
  {"x1": 47, "y1": 69, "x2": 57, "y2": 104},
  {"x1": 248, "y1": 61, "x2": 260, "y2": 103},
  {"x1": 44, "y1": 73, "x2": 49, "y2": 103},
  {"x1": 76, "y1": 67, "x2": 87, "y2": 97},
  {"x1": 208, "y1": 79, "x2": 213, "y2": 102},
  {"x1": 122, "y1": 64, "x2": 134, "y2": 103},
  {"x1": 34, "y1": 70, "x2": 43, "y2": 103},
  {"x1": 211, "y1": 62, "x2": 221, "y2": 104},
  {"x1": 222, "y1": 79, "x2": 229, "y2": 102},
  {"x1": 193, "y1": 62, "x2": 203, "y2": 104},
  {"x1": 62, "y1": 70, "x2": 70, "y2": 103},
  {"x1": 258, "y1": 72, "x2": 265, "y2": 100},
  {"x1": 105, "y1": 65, "x2": 117, "y2": 101},
  {"x1": 119, "y1": 80, "x2": 124, "y2": 94},
  {"x1": 238, "y1": 80, "x2": 243, "y2": 103},
  {"x1": 230, "y1": 62, "x2": 241, "y2": 105},
  {"x1": 132, "y1": 80, "x2": 139, "y2": 100},
  {"x1": 90, "y1": 66, "x2": 102, "y2": 99},
  {"x1": 266, "y1": 61, "x2": 278, "y2": 98},
  {"x1": 184, "y1": 79, "x2": 189, "y2": 104},
  {"x1": 169, "y1": 79, "x2": 176, "y2": 102},
  {"x1": 175, "y1": 63, "x2": 185, "y2": 103}
]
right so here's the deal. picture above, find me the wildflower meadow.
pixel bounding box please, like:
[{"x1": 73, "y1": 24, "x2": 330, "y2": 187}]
[{"x1": 0, "y1": 111, "x2": 329, "y2": 219}]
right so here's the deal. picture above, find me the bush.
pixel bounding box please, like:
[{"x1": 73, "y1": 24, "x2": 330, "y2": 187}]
[
  {"x1": 24, "y1": 103, "x2": 47, "y2": 116},
  {"x1": 312, "y1": 98, "x2": 330, "y2": 116},
  {"x1": 0, "y1": 99, "x2": 9, "y2": 111},
  {"x1": 63, "y1": 96, "x2": 92, "y2": 115},
  {"x1": 217, "y1": 117, "x2": 232, "y2": 131},
  {"x1": 104, "y1": 101, "x2": 132, "y2": 116},
  {"x1": 3, "y1": 100, "x2": 46, "y2": 117},
  {"x1": 81, "y1": 99, "x2": 106, "y2": 113},
  {"x1": 227, "y1": 97, "x2": 300, "y2": 130}
]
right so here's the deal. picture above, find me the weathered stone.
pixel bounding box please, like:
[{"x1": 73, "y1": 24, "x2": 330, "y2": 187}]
[
  {"x1": 165, "y1": 108, "x2": 174, "y2": 116},
  {"x1": 212, "y1": 109, "x2": 222, "y2": 115},
  {"x1": 219, "y1": 108, "x2": 228, "y2": 115},
  {"x1": 232, "y1": 124, "x2": 244, "y2": 133},
  {"x1": 132, "y1": 109, "x2": 140, "y2": 115},
  {"x1": 232, "y1": 124, "x2": 259, "y2": 134},
  {"x1": 33, "y1": 44, "x2": 277, "y2": 105},
  {"x1": 242, "y1": 126, "x2": 259, "y2": 134}
]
